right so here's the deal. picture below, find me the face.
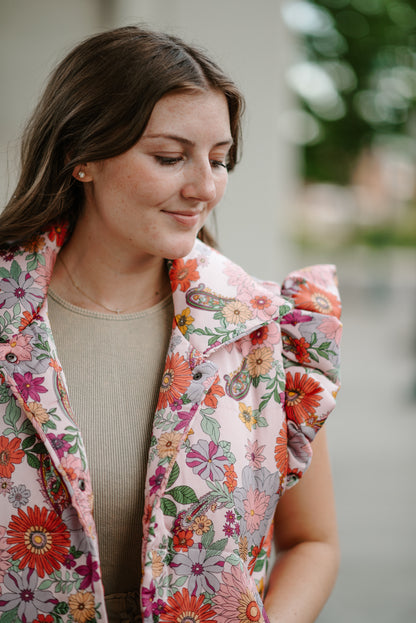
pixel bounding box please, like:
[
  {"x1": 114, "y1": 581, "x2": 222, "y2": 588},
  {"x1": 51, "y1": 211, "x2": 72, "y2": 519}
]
[{"x1": 78, "y1": 89, "x2": 232, "y2": 263}]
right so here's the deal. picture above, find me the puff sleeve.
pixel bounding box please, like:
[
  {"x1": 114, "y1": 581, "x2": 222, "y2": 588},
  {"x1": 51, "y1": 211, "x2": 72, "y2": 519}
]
[{"x1": 280, "y1": 264, "x2": 342, "y2": 487}]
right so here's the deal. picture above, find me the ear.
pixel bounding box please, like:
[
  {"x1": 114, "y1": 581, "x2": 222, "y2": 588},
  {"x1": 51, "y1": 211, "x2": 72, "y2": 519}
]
[{"x1": 72, "y1": 164, "x2": 93, "y2": 182}]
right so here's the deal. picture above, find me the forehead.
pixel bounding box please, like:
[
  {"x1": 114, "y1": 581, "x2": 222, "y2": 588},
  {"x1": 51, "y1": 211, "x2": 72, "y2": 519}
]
[{"x1": 143, "y1": 89, "x2": 231, "y2": 139}]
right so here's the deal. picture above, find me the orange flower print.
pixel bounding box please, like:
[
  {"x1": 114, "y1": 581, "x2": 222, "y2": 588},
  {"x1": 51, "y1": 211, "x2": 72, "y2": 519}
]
[
  {"x1": 293, "y1": 281, "x2": 341, "y2": 319},
  {"x1": 173, "y1": 529, "x2": 194, "y2": 552},
  {"x1": 18, "y1": 310, "x2": 40, "y2": 331},
  {"x1": 68, "y1": 591, "x2": 95, "y2": 623},
  {"x1": 247, "y1": 346, "x2": 273, "y2": 377},
  {"x1": 157, "y1": 432, "x2": 183, "y2": 459},
  {"x1": 175, "y1": 307, "x2": 195, "y2": 335},
  {"x1": 151, "y1": 551, "x2": 164, "y2": 578},
  {"x1": 203, "y1": 378, "x2": 225, "y2": 408},
  {"x1": 283, "y1": 335, "x2": 311, "y2": 365},
  {"x1": 7, "y1": 505, "x2": 71, "y2": 578},
  {"x1": 28, "y1": 402, "x2": 49, "y2": 424},
  {"x1": 250, "y1": 294, "x2": 272, "y2": 312},
  {"x1": 47, "y1": 222, "x2": 68, "y2": 247},
  {"x1": 170, "y1": 258, "x2": 200, "y2": 292},
  {"x1": 157, "y1": 353, "x2": 193, "y2": 411},
  {"x1": 238, "y1": 403, "x2": 255, "y2": 431},
  {"x1": 192, "y1": 515, "x2": 212, "y2": 535},
  {"x1": 49, "y1": 358, "x2": 62, "y2": 372},
  {"x1": 274, "y1": 421, "x2": 288, "y2": 476},
  {"x1": 285, "y1": 372, "x2": 323, "y2": 425},
  {"x1": 250, "y1": 325, "x2": 269, "y2": 346},
  {"x1": 222, "y1": 300, "x2": 252, "y2": 325},
  {"x1": 224, "y1": 464, "x2": 237, "y2": 492},
  {"x1": 0, "y1": 436, "x2": 25, "y2": 478},
  {"x1": 160, "y1": 588, "x2": 217, "y2": 623},
  {"x1": 23, "y1": 236, "x2": 45, "y2": 254}
]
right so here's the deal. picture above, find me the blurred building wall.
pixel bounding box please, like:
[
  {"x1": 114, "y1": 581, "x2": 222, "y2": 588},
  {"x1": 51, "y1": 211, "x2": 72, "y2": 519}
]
[{"x1": 0, "y1": 0, "x2": 298, "y2": 280}]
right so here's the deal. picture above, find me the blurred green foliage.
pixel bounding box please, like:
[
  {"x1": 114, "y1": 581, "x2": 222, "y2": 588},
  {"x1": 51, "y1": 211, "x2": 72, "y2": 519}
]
[{"x1": 283, "y1": 0, "x2": 416, "y2": 184}]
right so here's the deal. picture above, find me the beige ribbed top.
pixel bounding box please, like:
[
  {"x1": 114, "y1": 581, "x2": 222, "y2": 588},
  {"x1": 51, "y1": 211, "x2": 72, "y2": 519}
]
[{"x1": 47, "y1": 289, "x2": 173, "y2": 598}]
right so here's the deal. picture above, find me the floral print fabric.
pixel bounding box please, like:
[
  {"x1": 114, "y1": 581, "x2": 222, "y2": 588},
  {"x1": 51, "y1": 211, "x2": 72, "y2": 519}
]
[{"x1": 0, "y1": 225, "x2": 341, "y2": 623}]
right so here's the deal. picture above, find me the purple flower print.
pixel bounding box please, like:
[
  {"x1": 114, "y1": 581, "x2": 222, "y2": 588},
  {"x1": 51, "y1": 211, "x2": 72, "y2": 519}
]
[
  {"x1": 46, "y1": 433, "x2": 71, "y2": 459},
  {"x1": 75, "y1": 552, "x2": 100, "y2": 590},
  {"x1": 172, "y1": 543, "x2": 224, "y2": 595},
  {"x1": 149, "y1": 466, "x2": 166, "y2": 495},
  {"x1": 142, "y1": 581, "x2": 156, "y2": 617},
  {"x1": 174, "y1": 403, "x2": 198, "y2": 432},
  {"x1": 281, "y1": 309, "x2": 313, "y2": 325},
  {"x1": 0, "y1": 568, "x2": 56, "y2": 622},
  {"x1": 186, "y1": 439, "x2": 228, "y2": 481},
  {"x1": 13, "y1": 371, "x2": 47, "y2": 402},
  {"x1": 222, "y1": 523, "x2": 234, "y2": 537}
]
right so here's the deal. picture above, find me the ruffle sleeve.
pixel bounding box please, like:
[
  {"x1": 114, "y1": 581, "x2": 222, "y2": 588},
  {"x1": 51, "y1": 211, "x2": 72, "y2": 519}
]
[{"x1": 280, "y1": 264, "x2": 342, "y2": 487}]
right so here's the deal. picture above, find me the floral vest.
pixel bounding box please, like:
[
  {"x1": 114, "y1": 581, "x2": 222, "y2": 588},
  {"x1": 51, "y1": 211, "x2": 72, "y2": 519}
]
[{"x1": 0, "y1": 224, "x2": 341, "y2": 623}]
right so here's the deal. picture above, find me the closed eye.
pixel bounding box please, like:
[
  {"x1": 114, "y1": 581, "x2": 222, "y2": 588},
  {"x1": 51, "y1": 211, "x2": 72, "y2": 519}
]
[
  {"x1": 155, "y1": 156, "x2": 183, "y2": 166},
  {"x1": 211, "y1": 160, "x2": 227, "y2": 169}
]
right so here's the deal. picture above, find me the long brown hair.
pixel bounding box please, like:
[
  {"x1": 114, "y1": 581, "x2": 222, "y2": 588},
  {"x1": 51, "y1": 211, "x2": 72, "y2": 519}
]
[{"x1": 0, "y1": 26, "x2": 244, "y2": 248}]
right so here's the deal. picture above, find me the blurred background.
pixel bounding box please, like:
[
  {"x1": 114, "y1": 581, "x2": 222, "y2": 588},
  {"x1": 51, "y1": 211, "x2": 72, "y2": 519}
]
[{"x1": 1, "y1": 1, "x2": 415, "y2": 620}]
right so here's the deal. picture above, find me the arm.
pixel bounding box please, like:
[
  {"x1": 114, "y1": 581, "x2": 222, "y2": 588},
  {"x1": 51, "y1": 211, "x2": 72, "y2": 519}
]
[{"x1": 264, "y1": 427, "x2": 339, "y2": 623}]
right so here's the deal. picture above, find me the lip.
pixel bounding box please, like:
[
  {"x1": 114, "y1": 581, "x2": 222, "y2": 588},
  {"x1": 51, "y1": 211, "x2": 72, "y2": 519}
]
[{"x1": 163, "y1": 210, "x2": 203, "y2": 227}]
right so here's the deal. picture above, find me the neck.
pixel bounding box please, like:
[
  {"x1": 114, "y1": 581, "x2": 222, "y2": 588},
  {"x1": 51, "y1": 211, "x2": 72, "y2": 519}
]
[{"x1": 50, "y1": 223, "x2": 171, "y2": 314}]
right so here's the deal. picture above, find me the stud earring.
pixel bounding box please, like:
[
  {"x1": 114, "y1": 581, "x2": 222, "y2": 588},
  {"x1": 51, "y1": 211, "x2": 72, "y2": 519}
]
[{"x1": 78, "y1": 171, "x2": 86, "y2": 179}]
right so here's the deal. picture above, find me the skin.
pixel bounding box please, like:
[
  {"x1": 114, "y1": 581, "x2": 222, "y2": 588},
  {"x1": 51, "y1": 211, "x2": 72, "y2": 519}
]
[
  {"x1": 51, "y1": 88, "x2": 339, "y2": 620},
  {"x1": 51, "y1": 89, "x2": 232, "y2": 311},
  {"x1": 265, "y1": 428, "x2": 340, "y2": 622}
]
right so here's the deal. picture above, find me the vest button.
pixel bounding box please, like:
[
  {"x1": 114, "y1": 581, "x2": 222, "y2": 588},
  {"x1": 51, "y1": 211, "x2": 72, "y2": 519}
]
[
  {"x1": 78, "y1": 479, "x2": 86, "y2": 491},
  {"x1": 192, "y1": 372, "x2": 203, "y2": 380},
  {"x1": 5, "y1": 353, "x2": 18, "y2": 363}
]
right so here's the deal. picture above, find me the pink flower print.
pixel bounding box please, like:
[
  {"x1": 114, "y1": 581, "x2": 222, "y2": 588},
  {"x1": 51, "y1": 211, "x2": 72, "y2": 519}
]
[
  {"x1": 245, "y1": 440, "x2": 266, "y2": 469},
  {"x1": 60, "y1": 454, "x2": 83, "y2": 484},
  {"x1": 149, "y1": 466, "x2": 166, "y2": 495},
  {"x1": 35, "y1": 247, "x2": 56, "y2": 289},
  {"x1": 318, "y1": 316, "x2": 342, "y2": 345},
  {"x1": 243, "y1": 488, "x2": 271, "y2": 533},
  {"x1": 13, "y1": 371, "x2": 47, "y2": 402},
  {"x1": 0, "y1": 334, "x2": 33, "y2": 364},
  {"x1": 223, "y1": 263, "x2": 254, "y2": 294}
]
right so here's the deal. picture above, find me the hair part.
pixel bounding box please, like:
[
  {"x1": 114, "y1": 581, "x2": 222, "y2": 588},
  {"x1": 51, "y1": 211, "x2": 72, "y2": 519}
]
[{"x1": 0, "y1": 25, "x2": 244, "y2": 248}]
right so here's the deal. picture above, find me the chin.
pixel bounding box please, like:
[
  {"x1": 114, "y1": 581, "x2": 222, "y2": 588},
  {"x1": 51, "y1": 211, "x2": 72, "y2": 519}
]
[{"x1": 163, "y1": 234, "x2": 199, "y2": 261}]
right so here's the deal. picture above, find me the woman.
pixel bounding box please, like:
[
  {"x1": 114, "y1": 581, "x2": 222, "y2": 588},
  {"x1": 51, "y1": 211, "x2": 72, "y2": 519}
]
[{"x1": 0, "y1": 26, "x2": 342, "y2": 623}]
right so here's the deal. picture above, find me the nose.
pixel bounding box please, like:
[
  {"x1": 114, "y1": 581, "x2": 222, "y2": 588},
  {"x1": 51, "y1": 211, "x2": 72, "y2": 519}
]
[{"x1": 181, "y1": 161, "x2": 217, "y2": 203}]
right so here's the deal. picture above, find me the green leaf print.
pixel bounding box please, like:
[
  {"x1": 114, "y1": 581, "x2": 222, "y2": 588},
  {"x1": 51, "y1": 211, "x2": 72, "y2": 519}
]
[
  {"x1": 167, "y1": 485, "x2": 199, "y2": 505},
  {"x1": 0, "y1": 607, "x2": 20, "y2": 622},
  {"x1": 4, "y1": 398, "x2": 20, "y2": 429},
  {"x1": 9, "y1": 260, "x2": 21, "y2": 282},
  {"x1": 160, "y1": 497, "x2": 177, "y2": 517},
  {"x1": 167, "y1": 462, "x2": 180, "y2": 488},
  {"x1": 201, "y1": 413, "x2": 220, "y2": 445}
]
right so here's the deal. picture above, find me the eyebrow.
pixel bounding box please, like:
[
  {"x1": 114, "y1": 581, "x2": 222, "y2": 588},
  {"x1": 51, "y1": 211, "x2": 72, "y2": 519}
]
[{"x1": 142, "y1": 133, "x2": 234, "y2": 148}]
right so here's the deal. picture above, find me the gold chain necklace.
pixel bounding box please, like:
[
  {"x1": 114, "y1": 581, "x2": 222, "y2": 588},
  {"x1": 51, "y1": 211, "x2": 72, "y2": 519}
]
[{"x1": 58, "y1": 254, "x2": 137, "y2": 314}]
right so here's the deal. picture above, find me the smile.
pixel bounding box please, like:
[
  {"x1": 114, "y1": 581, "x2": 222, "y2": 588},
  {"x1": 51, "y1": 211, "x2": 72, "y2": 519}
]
[{"x1": 163, "y1": 210, "x2": 203, "y2": 227}]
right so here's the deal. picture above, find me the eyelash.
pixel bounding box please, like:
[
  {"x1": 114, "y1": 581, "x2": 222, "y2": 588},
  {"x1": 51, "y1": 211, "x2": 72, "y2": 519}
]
[{"x1": 155, "y1": 156, "x2": 227, "y2": 169}]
